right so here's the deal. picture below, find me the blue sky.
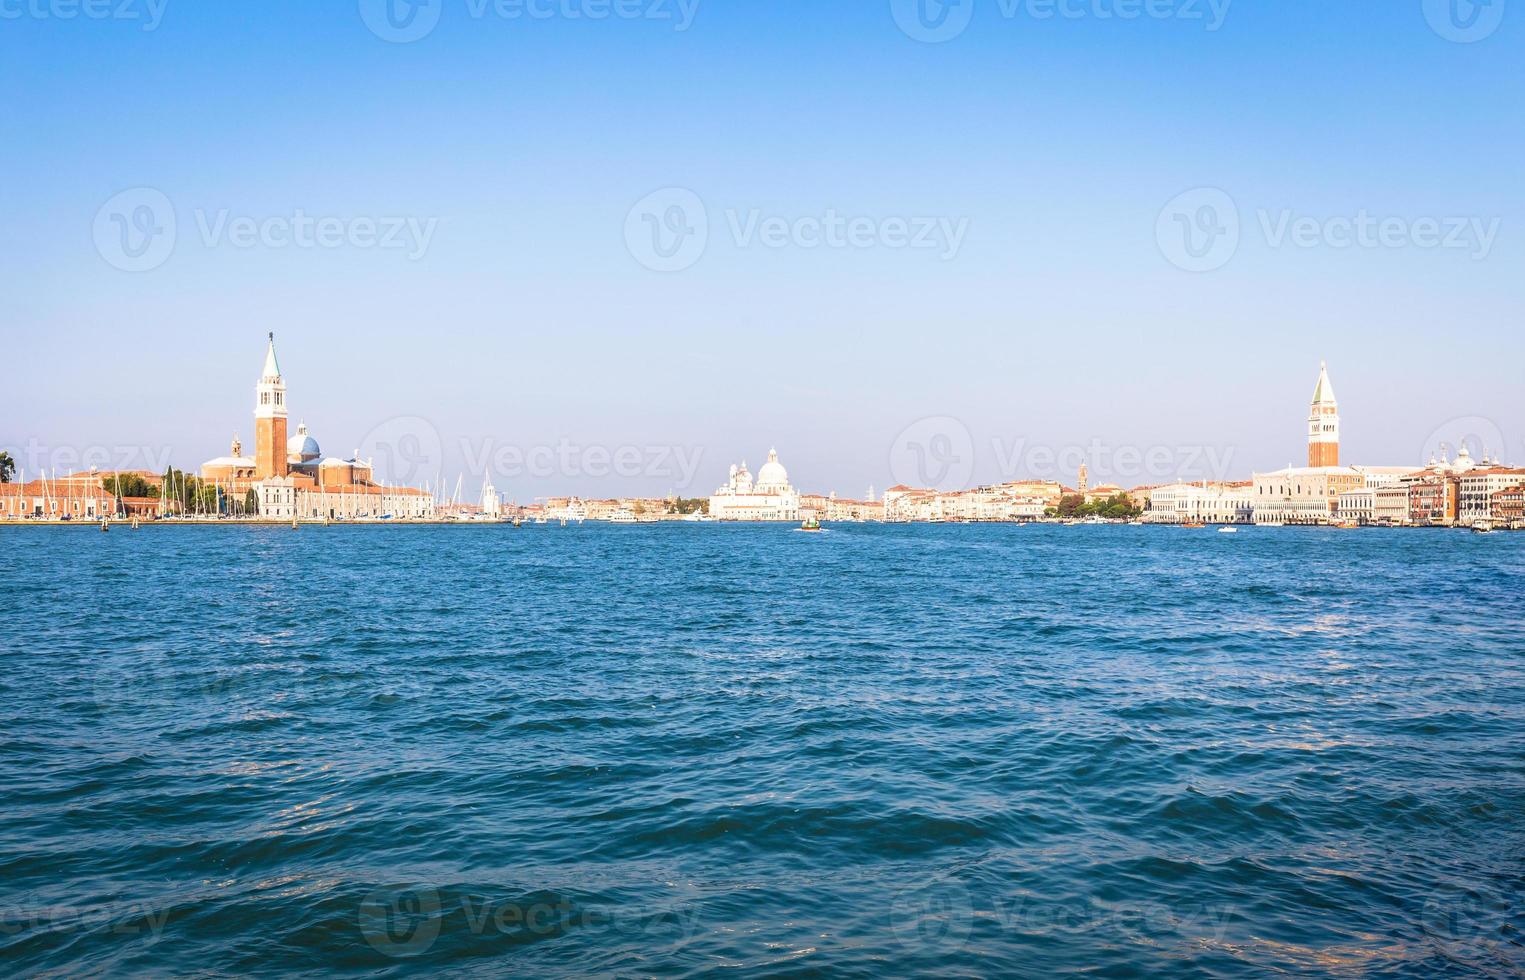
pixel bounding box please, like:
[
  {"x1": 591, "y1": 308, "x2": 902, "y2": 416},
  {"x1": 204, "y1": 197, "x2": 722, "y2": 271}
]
[{"x1": 2, "y1": 0, "x2": 1521, "y2": 498}]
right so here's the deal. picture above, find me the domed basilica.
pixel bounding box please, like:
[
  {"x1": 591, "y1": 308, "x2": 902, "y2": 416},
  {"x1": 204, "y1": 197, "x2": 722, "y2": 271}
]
[
  {"x1": 709, "y1": 448, "x2": 801, "y2": 521},
  {"x1": 197, "y1": 335, "x2": 433, "y2": 520}
]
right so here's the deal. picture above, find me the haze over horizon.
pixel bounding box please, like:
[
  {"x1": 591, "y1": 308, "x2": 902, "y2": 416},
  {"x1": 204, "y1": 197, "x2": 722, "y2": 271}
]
[{"x1": 3, "y1": 0, "x2": 1520, "y2": 499}]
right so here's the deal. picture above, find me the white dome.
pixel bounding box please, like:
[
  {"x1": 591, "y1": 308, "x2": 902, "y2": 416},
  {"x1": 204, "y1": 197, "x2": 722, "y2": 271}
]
[
  {"x1": 288, "y1": 422, "x2": 320, "y2": 462},
  {"x1": 756, "y1": 448, "x2": 789, "y2": 488}
]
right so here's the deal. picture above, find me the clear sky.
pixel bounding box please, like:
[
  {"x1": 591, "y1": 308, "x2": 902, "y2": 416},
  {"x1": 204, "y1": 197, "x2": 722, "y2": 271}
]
[{"x1": 2, "y1": 0, "x2": 1521, "y2": 499}]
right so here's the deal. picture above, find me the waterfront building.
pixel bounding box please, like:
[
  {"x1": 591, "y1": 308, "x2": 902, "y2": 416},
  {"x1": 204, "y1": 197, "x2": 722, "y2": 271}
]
[
  {"x1": 800, "y1": 492, "x2": 884, "y2": 522},
  {"x1": 1336, "y1": 467, "x2": 1421, "y2": 524},
  {"x1": 0, "y1": 479, "x2": 114, "y2": 519},
  {"x1": 1336, "y1": 489, "x2": 1376, "y2": 524},
  {"x1": 881, "y1": 483, "x2": 1050, "y2": 522},
  {"x1": 1307, "y1": 360, "x2": 1340, "y2": 467},
  {"x1": 1456, "y1": 466, "x2": 1525, "y2": 526},
  {"x1": 1252, "y1": 363, "x2": 1382, "y2": 524},
  {"x1": 1408, "y1": 475, "x2": 1456, "y2": 525},
  {"x1": 1146, "y1": 481, "x2": 1253, "y2": 524},
  {"x1": 200, "y1": 435, "x2": 257, "y2": 485},
  {"x1": 202, "y1": 336, "x2": 434, "y2": 520},
  {"x1": 1372, "y1": 484, "x2": 1412, "y2": 525},
  {"x1": 1083, "y1": 482, "x2": 1125, "y2": 503},
  {"x1": 1252, "y1": 466, "x2": 1364, "y2": 524},
  {"x1": 709, "y1": 449, "x2": 801, "y2": 521},
  {"x1": 1377, "y1": 445, "x2": 1491, "y2": 526},
  {"x1": 255, "y1": 477, "x2": 435, "y2": 521},
  {"x1": 1077, "y1": 462, "x2": 1089, "y2": 495},
  {"x1": 1493, "y1": 485, "x2": 1524, "y2": 528}
]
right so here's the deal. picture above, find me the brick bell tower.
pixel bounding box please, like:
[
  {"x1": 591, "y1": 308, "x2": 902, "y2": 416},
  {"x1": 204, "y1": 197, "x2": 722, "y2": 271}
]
[
  {"x1": 254, "y1": 333, "x2": 289, "y2": 480},
  {"x1": 1307, "y1": 360, "x2": 1340, "y2": 468}
]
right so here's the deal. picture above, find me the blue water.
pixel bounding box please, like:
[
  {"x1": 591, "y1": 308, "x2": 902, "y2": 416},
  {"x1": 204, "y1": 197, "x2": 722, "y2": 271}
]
[{"x1": 2, "y1": 524, "x2": 1523, "y2": 977}]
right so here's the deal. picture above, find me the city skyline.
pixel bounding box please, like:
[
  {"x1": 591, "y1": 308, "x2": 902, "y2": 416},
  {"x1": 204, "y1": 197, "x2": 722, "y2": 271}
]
[
  {"x1": 3, "y1": 2, "x2": 1520, "y2": 497},
  {"x1": 2, "y1": 339, "x2": 1514, "y2": 506}
]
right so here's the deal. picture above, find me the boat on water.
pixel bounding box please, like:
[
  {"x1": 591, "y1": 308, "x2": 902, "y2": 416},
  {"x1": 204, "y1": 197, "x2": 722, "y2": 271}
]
[
  {"x1": 1182, "y1": 522, "x2": 1207, "y2": 529},
  {"x1": 609, "y1": 508, "x2": 638, "y2": 524},
  {"x1": 1473, "y1": 521, "x2": 1495, "y2": 534},
  {"x1": 797, "y1": 516, "x2": 823, "y2": 532},
  {"x1": 682, "y1": 511, "x2": 713, "y2": 523},
  {"x1": 1218, "y1": 526, "x2": 1238, "y2": 534}
]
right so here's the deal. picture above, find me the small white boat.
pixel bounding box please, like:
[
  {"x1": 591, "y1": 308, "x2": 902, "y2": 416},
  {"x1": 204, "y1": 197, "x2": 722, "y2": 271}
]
[
  {"x1": 1218, "y1": 526, "x2": 1238, "y2": 534},
  {"x1": 609, "y1": 508, "x2": 638, "y2": 524}
]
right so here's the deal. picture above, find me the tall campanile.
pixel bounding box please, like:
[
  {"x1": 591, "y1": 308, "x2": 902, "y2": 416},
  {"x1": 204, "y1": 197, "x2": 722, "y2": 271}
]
[
  {"x1": 1307, "y1": 360, "x2": 1340, "y2": 468},
  {"x1": 254, "y1": 333, "x2": 289, "y2": 479}
]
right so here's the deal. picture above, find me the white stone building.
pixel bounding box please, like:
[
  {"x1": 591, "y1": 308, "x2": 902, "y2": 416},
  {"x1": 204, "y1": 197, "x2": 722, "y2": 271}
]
[
  {"x1": 1252, "y1": 466, "x2": 1365, "y2": 524},
  {"x1": 1145, "y1": 482, "x2": 1253, "y2": 524},
  {"x1": 709, "y1": 449, "x2": 802, "y2": 521},
  {"x1": 1457, "y1": 465, "x2": 1525, "y2": 526}
]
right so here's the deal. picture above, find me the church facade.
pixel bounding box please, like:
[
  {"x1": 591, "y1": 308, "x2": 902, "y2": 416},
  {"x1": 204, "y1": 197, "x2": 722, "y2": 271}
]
[
  {"x1": 200, "y1": 336, "x2": 435, "y2": 521},
  {"x1": 709, "y1": 448, "x2": 802, "y2": 521}
]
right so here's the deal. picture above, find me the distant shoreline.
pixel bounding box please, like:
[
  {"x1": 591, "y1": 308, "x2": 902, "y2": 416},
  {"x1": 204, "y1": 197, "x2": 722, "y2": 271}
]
[{"x1": 2, "y1": 519, "x2": 1515, "y2": 531}]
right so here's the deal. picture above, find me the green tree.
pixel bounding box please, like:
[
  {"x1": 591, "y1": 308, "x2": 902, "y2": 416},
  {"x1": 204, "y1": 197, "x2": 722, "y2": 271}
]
[
  {"x1": 104, "y1": 472, "x2": 155, "y2": 498},
  {"x1": 0, "y1": 451, "x2": 14, "y2": 483}
]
